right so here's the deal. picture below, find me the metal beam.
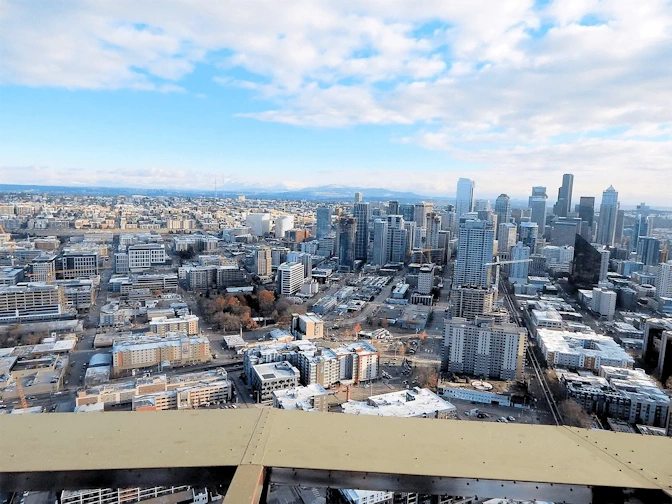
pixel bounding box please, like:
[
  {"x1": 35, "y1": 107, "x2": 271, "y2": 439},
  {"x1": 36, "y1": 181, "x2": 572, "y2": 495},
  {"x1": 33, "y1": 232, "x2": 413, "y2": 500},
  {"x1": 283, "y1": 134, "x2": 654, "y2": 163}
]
[
  {"x1": 1, "y1": 409, "x2": 671, "y2": 501},
  {"x1": 223, "y1": 465, "x2": 266, "y2": 504}
]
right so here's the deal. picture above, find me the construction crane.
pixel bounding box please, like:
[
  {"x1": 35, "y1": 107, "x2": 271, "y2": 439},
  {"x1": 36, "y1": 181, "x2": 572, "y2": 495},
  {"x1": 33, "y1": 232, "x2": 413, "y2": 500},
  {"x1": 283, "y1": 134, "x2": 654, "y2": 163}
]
[{"x1": 484, "y1": 258, "x2": 533, "y2": 291}]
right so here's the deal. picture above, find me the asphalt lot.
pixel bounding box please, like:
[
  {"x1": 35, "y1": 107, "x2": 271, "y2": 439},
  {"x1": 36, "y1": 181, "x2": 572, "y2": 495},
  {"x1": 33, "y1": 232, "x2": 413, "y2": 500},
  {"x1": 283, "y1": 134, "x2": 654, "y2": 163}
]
[{"x1": 449, "y1": 398, "x2": 540, "y2": 425}]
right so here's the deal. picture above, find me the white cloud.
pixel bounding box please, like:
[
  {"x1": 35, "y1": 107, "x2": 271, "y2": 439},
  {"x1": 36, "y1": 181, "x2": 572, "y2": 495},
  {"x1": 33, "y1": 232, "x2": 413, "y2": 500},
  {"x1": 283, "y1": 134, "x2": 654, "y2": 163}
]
[{"x1": 1, "y1": 0, "x2": 671, "y2": 202}]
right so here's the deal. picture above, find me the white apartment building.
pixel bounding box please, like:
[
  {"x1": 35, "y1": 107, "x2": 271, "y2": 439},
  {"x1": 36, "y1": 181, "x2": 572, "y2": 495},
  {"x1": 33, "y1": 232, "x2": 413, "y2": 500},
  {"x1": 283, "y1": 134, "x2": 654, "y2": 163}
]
[
  {"x1": 251, "y1": 361, "x2": 300, "y2": 403},
  {"x1": 656, "y1": 261, "x2": 672, "y2": 299},
  {"x1": 599, "y1": 249, "x2": 611, "y2": 282},
  {"x1": 255, "y1": 246, "x2": 272, "y2": 276},
  {"x1": 417, "y1": 263, "x2": 435, "y2": 295},
  {"x1": 287, "y1": 251, "x2": 312, "y2": 280},
  {"x1": 297, "y1": 349, "x2": 341, "y2": 388},
  {"x1": 128, "y1": 243, "x2": 167, "y2": 270},
  {"x1": 243, "y1": 340, "x2": 379, "y2": 388},
  {"x1": 59, "y1": 251, "x2": 99, "y2": 279},
  {"x1": 113, "y1": 252, "x2": 129, "y2": 274},
  {"x1": 149, "y1": 314, "x2": 199, "y2": 336},
  {"x1": 291, "y1": 312, "x2": 324, "y2": 339},
  {"x1": 277, "y1": 261, "x2": 304, "y2": 296},
  {"x1": 497, "y1": 222, "x2": 517, "y2": 256},
  {"x1": 342, "y1": 387, "x2": 456, "y2": 419},
  {"x1": 543, "y1": 245, "x2": 574, "y2": 273},
  {"x1": 29, "y1": 254, "x2": 57, "y2": 283},
  {"x1": 592, "y1": 287, "x2": 617, "y2": 320},
  {"x1": 0, "y1": 283, "x2": 67, "y2": 323},
  {"x1": 509, "y1": 242, "x2": 530, "y2": 284},
  {"x1": 111, "y1": 333, "x2": 210, "y2": 376},
  {"x1": 455, "y1": 219, "x2": 494, "y2": 288},
  {"x1": 246, "y1": 212, "x2": 272, "y2": 236},
  {"x1": 442, "y1": 317, "x2": 526, "y2": 380},
  {"x1": 275, "y1": 215, "x2": 294, "y2": 238},
  {"x1": 561, "y1": 367, "x2": 669, "y2": 427},
  {"x1": 272, "y1": 383, "x2": 328, "y2": 412},
  {"x1": 133, "y1": 378, "x2": 232, "y2": 411},
  {"x1": 537, "y1": 328, "x2": 634, "y2": 370},
  {"x1": 340, "y1": 341, "x2": 379, "y2": 383}
]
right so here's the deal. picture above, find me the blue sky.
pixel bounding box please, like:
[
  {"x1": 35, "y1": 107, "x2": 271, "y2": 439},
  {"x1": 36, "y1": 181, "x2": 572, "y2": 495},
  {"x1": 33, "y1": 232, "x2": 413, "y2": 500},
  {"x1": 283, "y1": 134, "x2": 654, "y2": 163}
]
[{"x1": 1, "y1": 0, "x2": 671, "y2": 205}]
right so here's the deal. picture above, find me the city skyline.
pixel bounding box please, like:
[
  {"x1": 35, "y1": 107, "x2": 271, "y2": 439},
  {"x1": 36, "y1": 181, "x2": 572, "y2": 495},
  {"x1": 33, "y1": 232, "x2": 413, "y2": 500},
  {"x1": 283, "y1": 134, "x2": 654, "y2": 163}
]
[{"x1": 1, "y1": 1, "x2": 671, "y2": 205}]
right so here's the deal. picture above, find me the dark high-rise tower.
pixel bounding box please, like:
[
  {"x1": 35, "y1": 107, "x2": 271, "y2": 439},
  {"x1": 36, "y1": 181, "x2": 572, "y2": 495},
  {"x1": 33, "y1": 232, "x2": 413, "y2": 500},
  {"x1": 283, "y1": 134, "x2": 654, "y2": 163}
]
[
  {"x1": 578, "y1": 196, "x2": 595, "y2": 226},
  {"x1": 316, "y1": 206, "x2": 331, "y2": 239},
  {"x1": 554, "y1": 174, "x2": 574, "y2": 217},
  {"x1": 338, "y1": 216, "x2": 357, "y2": 271},
  {"x1": 637, "y1": 237, "x2": 660, "y2": 266},
  {"x1": 528, "y1": 186, "x2": 547, "y2": 236},
  {"x1": 388, "y1": 200, "x2": 400, "y2": 216},
  {"x1": 596, "y1": 185, "x2": 619, "y2": 246},
  {"x1": 353, "y1": 202, "x2": 370, "y2": 261},
  {"x1": 632, "y1": 202, "x2": 650, "y2": 252},
  {"x1": 494, "y1": 194, "x2": 511, "y2": 225}
]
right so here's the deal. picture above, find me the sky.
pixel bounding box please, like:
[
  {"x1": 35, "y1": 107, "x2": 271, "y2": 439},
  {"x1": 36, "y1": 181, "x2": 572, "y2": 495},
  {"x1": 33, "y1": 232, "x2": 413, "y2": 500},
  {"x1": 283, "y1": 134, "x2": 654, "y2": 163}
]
[{"x1": 1, "y1": 0, "x2": 671, "y2": 205}]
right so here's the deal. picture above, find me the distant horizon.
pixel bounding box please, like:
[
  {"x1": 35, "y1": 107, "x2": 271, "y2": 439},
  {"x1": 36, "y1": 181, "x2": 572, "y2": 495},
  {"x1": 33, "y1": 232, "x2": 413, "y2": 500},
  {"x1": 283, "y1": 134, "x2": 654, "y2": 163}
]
[{"x1": 0, "y1": 182, "x2": 669, "y2": 211}]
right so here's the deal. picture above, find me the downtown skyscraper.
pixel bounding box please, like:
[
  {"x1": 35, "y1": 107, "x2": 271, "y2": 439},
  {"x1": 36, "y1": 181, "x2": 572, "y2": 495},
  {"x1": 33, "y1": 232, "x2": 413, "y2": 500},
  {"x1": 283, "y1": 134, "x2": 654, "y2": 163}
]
[
  {"x1": 353, "y1": 202, "x2": 370, "y2": 261},
  {"x1": 372, "y1": 215, "x2": 407, "y2": 265},
  {"x1": 316, "y1": 206, "x2": 331, "y2": 239},
  {"x1": 338, "y1": 216, "x2": 357, "y2": 271},
  {"x1": 451, "y1": 219, "x2": 496, "y2": 320},
  {"x1": 528, "y1": 186, "x2": 548, "y2": 236},
  {"x1": 553, "y1": 173, "x2": 574, "y2": 218},
  {"x1": 596, "y1": 185, "x2": 620, "y2": 247},
  {"x1": 455, "y1": 178, "x2": 475, "y2": 218},
  {"x1": 494, "y1": 194, "x2": 511, "y2": 225},
  {"x1": 454, "y1": 219, "x2": 495, "y2": 288}
]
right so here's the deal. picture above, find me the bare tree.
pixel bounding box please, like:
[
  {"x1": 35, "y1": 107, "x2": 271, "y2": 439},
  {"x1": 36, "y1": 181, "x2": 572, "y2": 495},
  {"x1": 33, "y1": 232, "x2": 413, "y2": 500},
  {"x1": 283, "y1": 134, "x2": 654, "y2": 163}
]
[
  {"x1": 417, "y1": 365, "x2": 439, "y2": 391},
  {"x1": 545, "y1": 369, "x2": 566, "y2": 400},
  {"x1": 559, "y1": 399, "x2": 592, "y2": 428},
  {"x1": 0, "y1": 324, "x2": 22, "y2": 348}
]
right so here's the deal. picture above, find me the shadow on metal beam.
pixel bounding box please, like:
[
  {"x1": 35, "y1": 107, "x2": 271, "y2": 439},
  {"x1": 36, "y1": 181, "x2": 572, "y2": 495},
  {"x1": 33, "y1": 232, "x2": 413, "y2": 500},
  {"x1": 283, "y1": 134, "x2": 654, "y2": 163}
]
[{"x1": 0, "y1": 467, "x2": 237, "y2": 492}]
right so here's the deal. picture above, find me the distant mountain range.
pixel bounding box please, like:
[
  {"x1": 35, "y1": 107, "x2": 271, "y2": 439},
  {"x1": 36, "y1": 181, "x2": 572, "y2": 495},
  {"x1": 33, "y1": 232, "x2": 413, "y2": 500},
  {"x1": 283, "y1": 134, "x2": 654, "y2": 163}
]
[
  {"x1": 0, "y1": 183, "x2": 439, "y2": 203},
  {"x1": 0, "y1": 183, "x2": 665, "y2": 210}
]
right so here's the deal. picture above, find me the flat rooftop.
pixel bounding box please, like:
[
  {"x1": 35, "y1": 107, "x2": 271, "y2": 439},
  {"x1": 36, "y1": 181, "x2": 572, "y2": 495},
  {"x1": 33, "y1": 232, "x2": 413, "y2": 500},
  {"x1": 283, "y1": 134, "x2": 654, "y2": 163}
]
[
  {"x1": 273, "y1": 384, "x2": 328, "y2": 411},
  {"x1": 253, "y1": 361, "x2": 299, "y2": 381},
  {"x1": 538, "y1": 329, "x2": 634, "y2": 365},
  {"x1": 342, "y1": 387, "x2": 455, "y2": 418}
]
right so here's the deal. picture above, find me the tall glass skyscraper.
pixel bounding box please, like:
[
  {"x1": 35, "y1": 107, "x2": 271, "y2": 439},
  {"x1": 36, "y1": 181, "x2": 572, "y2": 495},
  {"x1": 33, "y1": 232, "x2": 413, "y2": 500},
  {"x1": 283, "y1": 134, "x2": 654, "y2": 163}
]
[
  {"x1": 553, "y1": 173, "x2": 574, "y2": 217},
  {"x1": 353, "y1": 202, "x2": 370, "y2": 261},
  {"x1": 494, "y1": 194, "x2": 511, "y2": 225},
  {"x1": 338, "y1": 216, "x2": 357, "y2": 271},
  {"x1": 316, "y1": 206, "x2": 331, "y2": 239},
  {"x1": 528, "y1": 186, "x2": 548, "y2": 236},
  {"x1": 455, "y1": 178, "x2": 475, "y2": 218},
  {"x1": 596, "y1": 185, "x2": 619, "y2": 246},
  {"x1": 454, "y1": 219, "x2": 494, "y2": 288},
  {"x1": 637, "y1": 237, "x2": 660, "y2": 266}
]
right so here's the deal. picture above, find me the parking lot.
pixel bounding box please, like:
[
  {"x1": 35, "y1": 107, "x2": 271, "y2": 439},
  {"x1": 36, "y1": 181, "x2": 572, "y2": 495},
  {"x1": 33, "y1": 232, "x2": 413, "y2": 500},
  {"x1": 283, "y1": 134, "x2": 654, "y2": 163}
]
[{"x1": 449, "y1": 398, "x2": 540, "y2": 424}]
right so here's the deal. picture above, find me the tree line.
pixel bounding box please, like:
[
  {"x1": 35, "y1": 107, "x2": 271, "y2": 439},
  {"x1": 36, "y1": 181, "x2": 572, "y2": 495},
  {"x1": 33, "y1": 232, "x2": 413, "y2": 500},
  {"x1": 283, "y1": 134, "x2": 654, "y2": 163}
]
[{"x1": 198, "y1": 290, "x2": 305, "y2": 332}]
